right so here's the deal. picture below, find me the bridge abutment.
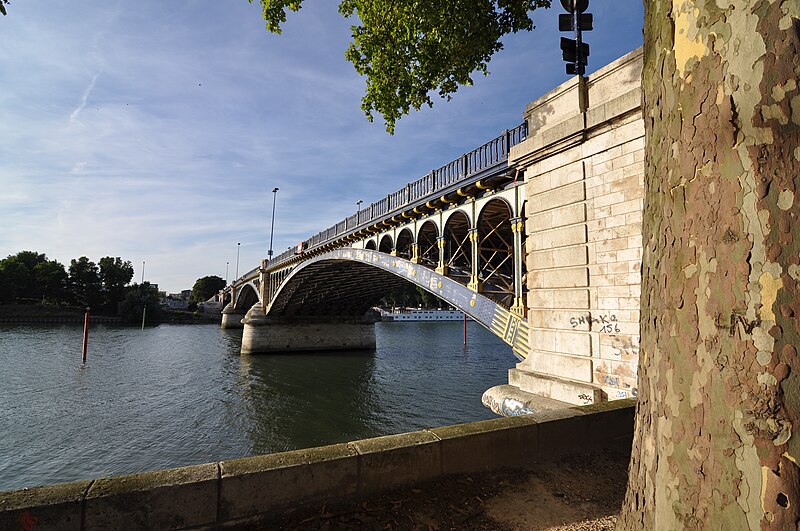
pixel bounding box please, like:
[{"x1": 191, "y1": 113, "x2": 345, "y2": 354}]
[
  {"x1": 505, "y1": 48, "x2": 645, "y2": 407},
  {"x1": 241, "y1": 305, "x2": 376, "y2": 354}
]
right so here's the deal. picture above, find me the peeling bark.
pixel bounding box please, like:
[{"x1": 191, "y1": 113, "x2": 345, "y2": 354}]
[{"x1": 619, "y1": 1, "x2": 800, "y2": 529}]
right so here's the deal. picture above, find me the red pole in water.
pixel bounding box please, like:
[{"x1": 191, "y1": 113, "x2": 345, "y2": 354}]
[
  {"x1": 82, "y1": 307, "x2": 90, "y2": 364},
  {"x1": 463, "y1": 312, "x2": 467, "y2": 345}
]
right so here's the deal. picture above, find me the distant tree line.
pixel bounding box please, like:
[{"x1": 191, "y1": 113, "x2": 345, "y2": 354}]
[
  {"x1": 380, "y1": 283, "x2": 443, "y2": 309},
  {"x1": 0, "y1": 250, "x2": 161, "y2": 323}
]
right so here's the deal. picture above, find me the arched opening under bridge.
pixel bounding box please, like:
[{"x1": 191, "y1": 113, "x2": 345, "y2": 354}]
[
  {"x1": 378, "y1": 234, "x2": 393, "y2": 254},
  {"x1": 395, "y1": 228, "x2": 414, "y2": 260},
  {"x1": 417, "y1": 221, "x2": 438, "y2": 269},
  {"x1": 365, "y1": 239, "x2": 376, "y2": 250},
  {"x1": 477, "y1": 199, "x2": 514, "y2": 307},
  {"x1": 233, "y1": 283, "x2": 260, "y2": 313},
  {"x1": 444, "y1": 211, "x2": 472, "y2": 286}
]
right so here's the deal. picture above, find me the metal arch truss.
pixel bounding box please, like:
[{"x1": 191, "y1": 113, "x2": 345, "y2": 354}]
[
  {"x1": 477, "y1": 205, "x2": 515, "y2": 307},
  {"x1": 267, "y1": 248, "x2": 529, "y2": 360}
]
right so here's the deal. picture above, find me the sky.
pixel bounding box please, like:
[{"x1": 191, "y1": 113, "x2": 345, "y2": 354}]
[{"x1": 0, "y1": 1, "x2": 644, "y2": 294}]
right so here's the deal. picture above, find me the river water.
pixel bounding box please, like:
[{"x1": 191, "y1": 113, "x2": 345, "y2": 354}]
[{"x1": 0, "y1": 321, "x2": 515, "y2": 491}]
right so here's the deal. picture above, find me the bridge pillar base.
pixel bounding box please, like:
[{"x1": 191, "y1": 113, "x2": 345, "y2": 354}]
[
  {"x1": 482, "y1": 384, "x2": 571, "y2": 416},
  {"x1": 221, "y1": 311, "x2": 245, "y2": 329},
  {"x1": 241, "y1": 315, "x2": 376, "y2": 355},
  {"x1": 501, "y1": 367, "x2": 604, "y2": 408},
  {"x1": 221, "y1": 303, "x2": 245, "y2": 329}
]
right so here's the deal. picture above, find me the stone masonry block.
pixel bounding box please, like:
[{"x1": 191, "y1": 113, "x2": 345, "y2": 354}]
[
  {"x1": 0, "y1": 480, "x2": 90, "y2": 531},
  {"x1": 527, "y1": 161, "x2": 584, "y2": 196},
  {"x1": 519, "y1": 350, "x2": 594, "y2": 382},
  {"x1": 85, "y1": 463, "x2": 218, "y2": 531},
  {"x1": 350, "y1": 431, "x2": 441, "y2": 494},
  {"x1": 219, "y1": 445, "x2": 358, "y2": 520},
  {"x1": 622, "y1": 136, "x2": 645, "y2": 155},
  {"x1": 528, "y1": 181, "x2": 586, "y2": 214},
  {"x1": 430, "y1": 416, "x2": 538, "y2": 475},
  {"x1": 528, "y1": 245, "x2": 588, "y2": 270},
  {"x1": 529, "y1": 225, "x2": 587, "y2": 252},
  {"x1": 611, "y1": 198, "x2": 643, "y2": 217},
  {"x1": 528, "y1": 267, "x2": 589, "y2": 289},
  {"x1": 530, "y1": 328, "x2": 592, "y2": 356},
  {"x1": 528, "y1": 309, "x2": 589, "y2": 331},
  {"x1": 509, "y1": 368, "x2": 602, "y2": 405},
  {"x1": 528, "y1": 203, "x2": 586, "y2": 232},
  {"x1": 527, "y1": 288, "x2": 590, "y2": 309}
]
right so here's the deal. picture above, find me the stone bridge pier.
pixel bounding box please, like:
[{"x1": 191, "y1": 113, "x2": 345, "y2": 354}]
[{"x1": 241, "y1": 309, "x2": 377, "y2": 354}]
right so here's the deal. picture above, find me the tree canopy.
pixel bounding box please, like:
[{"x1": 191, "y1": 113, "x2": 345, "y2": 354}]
[
  {"x1": 0, "y1": 251, "x2": 140, "y2": 314},
  {"x1": 191, "y1": 275, "x2": 226, "y2": 302},
  {"x1": 252, "y1": 0, "x2": 551, "y2": 133}
]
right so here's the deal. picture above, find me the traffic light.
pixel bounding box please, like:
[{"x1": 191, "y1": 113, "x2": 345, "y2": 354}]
[{"x1": 559, "y1": 0, "x2": 592, "y2": 76}]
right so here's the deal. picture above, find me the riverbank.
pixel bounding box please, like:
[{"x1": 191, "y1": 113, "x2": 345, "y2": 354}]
[
  {"x1": 0, "y1": 304, "x2": 121, "y2": 324},
  {"x1": 0, "y1": 305, "x2": 218, "y2": 325}
]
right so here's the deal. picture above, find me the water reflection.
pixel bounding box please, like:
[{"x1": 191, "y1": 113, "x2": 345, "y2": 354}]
[{"x1": 235, "y1": 351, "x2": 382, "y2": 454}]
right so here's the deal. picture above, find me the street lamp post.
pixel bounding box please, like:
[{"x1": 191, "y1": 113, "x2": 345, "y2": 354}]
[
  {"x1": 225, "y1": 261, "x2": 229, "y2": 285},
  {"x1": 268, "y1": 188, "x2": 279, "y2": 260},
  {"x1": 235, "y1": 242, "x2": 241, "y2": 280}
]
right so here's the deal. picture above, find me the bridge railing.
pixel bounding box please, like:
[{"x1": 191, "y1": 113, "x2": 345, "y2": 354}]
[{"x1": 266, "y1": 122, "x2": 528, "y2": 270}]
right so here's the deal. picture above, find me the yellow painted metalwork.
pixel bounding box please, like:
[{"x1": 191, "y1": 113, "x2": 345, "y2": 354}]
[
  {"x1": 439, "y1": 195, "x2": 455, "y2": 204},
  {"x1": 476, "y1": 180, "x2": 491, "y2": 190}
]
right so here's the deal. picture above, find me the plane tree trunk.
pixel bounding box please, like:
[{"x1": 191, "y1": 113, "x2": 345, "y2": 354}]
[{"x1": 619, "y1": 1, "x2": 800, "y2": 528}]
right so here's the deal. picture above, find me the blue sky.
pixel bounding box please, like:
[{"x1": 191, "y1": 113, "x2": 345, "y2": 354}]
[{"x1": 0, "y1": 1, "x2": 643, "y2": 293}]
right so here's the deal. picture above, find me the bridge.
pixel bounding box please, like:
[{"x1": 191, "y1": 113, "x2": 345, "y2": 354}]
[
  {"x1": 219, "y1": 49, "x2": 646, "y2": 411},
  {"x1": 221, "y1": 123, "x2": 530, "y2": 359}
]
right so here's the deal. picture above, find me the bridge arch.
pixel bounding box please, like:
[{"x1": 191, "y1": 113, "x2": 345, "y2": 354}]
[
  {"x1": 395, "y1": 228, "x2": 414, "y2": 259},
  {"x1": 417, "y1": 220, "x2": 439, "y2": 269},
  {"x1": 443, "y1": 210, "x2": 472, "y2": 286},
  {"x1": 378, "y1": 234, "x2": 393, "y2": 254},
  {"x1": 477, "y1": 198, "x2": 514, "y2": 306},
  {"x1": 364, "y1": 238, "x2": 376, "y2": 250},
  {"x1": 265, "y1": 248, "x2": 528, "y2": 359},
  {"x1": 233, "y1": 282, "x2": 260, "y2": 313}
]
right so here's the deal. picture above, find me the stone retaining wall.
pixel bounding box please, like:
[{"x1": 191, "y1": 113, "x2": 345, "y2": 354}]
[{"x1": 0, "y1": 399, "x2": 635, "y2": 530}]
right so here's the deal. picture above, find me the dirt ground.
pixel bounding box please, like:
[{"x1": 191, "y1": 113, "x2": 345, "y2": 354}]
[{"x1": 251, "y1": 449, "x2": 630, "y2": 530}]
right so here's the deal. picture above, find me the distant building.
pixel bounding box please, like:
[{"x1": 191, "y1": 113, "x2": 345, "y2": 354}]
[
  {"x1": 180, "y1": 289, "x2": 191, "y2": 300},
  {"x1": 165, "y1": 298, "x2": 189, "y2": 310}
]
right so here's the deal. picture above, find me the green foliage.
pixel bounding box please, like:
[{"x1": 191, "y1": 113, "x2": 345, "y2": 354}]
[
  {"x1": 33, "y1": 260, "x2": 68, "y2": 303},
  {"x1": 0, "y1": 250, "x2": 148, "y2": 319},
  {"x1": 190, "y1": 275, "x2": 226, "y2": 302},
  {"x1": 118, "y1": 282, "x2": 163, "y2": 325},
  {"x1": 0, "y1": 251, "x2": 66, "y2": 304},
  {"x1": 253, "y1": 0, "x2": 551, "y2": 133},
  {"x1": 380, "y1": 283, "x2": 443, "y2": 308},
  {"x1": 0, "y1": 1, "x2": 8, "y2": 16},
  {"x1": 68, "y1": 257, "x2": 101, "y2": 308},
  {"x1": 98, "y1": 257, "x2": 134, "y2": 311}
]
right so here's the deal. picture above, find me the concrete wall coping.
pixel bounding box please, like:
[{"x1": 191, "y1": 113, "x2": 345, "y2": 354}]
[{"x1": 0, "y1": 399, "x2": 636, "y2": 531}]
